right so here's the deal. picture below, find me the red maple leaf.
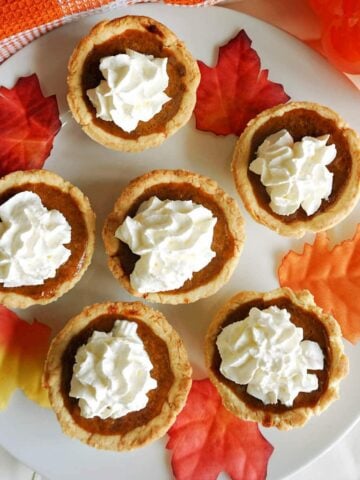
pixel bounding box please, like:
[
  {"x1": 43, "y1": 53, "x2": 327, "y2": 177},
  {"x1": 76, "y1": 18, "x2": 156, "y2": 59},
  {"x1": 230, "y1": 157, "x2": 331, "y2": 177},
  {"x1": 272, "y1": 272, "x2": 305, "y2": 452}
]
[
  {"x1": 166, "y1": 379, "x2": 273, "y2": 480},
  {"x1": 194, "y1": 30, "x2": 290, "y2": 136},
  {"x1": 0, "y1": 74, "x2": 61, "y2": 176}
]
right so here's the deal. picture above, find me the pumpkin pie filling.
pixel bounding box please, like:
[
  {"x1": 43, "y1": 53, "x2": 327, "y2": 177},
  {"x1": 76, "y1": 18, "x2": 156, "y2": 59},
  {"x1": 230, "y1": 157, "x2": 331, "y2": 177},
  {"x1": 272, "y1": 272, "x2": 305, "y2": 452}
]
[
  {"x1": 81, "y1": 29, "x2": 186, "y2": 140},
  {"x1": 112, "y1": 182, "x2": 237, "y2": 294},
  {"x1": 0, "y1": 183, "x2": 88, "y2": 300},
  {"x1": 210, "y1": 296, "x2": 330, "y2": 413},
  {"x1": 60, "y1": 312, "x2": 174, "y2": 436},
  {"x1": 248, "y1": 108, "x2": 352, "y2": 223}
]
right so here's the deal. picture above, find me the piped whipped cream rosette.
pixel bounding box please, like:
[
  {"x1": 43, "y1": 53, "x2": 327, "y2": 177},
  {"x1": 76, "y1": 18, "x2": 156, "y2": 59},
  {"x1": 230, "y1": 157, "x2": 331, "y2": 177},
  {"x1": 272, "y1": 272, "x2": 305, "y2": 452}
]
[
  {"x1": 205, "y1": 288, "x2": 349, "y2": 430},
  {"x1": 216, "y1": 305, "x2": 324, "y2": 407},
  {"x1": 87, "y1": 50, "x2": 171, "y2": 133},
  {"x1": 249, "y1": 129, "x2": 336, "y2": 216},
  {"x1": 103, "y1": 170, "x2": 245, "y2": 305},
  {"x1": 70, "y1": 320, "x2": 157, "y2": 419},
  {"x1": 0, "y1": 191, "x2": 71, "y2": 287},
  {"x1": 232, "y1": 101, "x2": 360, "y2": 237},
  {"x1": 115, "y1": 196, "x2": 217, "y2": 293}
]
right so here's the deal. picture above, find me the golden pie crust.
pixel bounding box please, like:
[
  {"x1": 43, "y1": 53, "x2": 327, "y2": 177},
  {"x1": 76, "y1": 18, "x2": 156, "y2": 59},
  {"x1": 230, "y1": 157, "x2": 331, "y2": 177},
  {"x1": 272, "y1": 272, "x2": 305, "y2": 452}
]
[
  {"x1": 205, "y1": 287, "x2": 348, "y2": 430},
  {"x1": 67, "y1": 15, "x2": 200, "y2": 152},
  {"x1": 43, "y1": 301, "x2": 192, "y2": 451},
  {"x1": 0, "y1": 170, "x2": 95, "y2": 309},
  {"x1": 102, "y1": 169, "x2": 245, "y2": 304},
  {"x1": 232, "y1": 101, "x2": 360, "y2": 237}
]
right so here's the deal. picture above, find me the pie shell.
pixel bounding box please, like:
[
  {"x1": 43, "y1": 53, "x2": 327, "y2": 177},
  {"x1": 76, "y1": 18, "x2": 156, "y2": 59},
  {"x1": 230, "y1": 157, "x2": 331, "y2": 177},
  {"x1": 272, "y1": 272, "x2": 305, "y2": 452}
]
[
  {"x1": 43, "y1": 301, "x2": 192, "y2": 451},
  {"x1": 205, "y1": 287, "x2": 349, "y2": 430},
  {"x1": 67, "y1": 15, "x2": 200, "y2": 152},
  {"x1": 232, "y1": 101, "x2": 360, "y2": 237},
  {"x1": 102, "y1": 169, "x2": 245, "y2": 304},
  {"x1": 0, "y1": 169, "x2": 95, "y2": 309}
]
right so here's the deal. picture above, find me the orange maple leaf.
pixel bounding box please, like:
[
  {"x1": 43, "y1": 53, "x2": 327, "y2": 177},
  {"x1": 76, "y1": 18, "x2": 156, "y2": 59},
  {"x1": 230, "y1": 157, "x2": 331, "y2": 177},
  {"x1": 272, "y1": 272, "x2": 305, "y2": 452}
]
[
  {"x1": 0, "y1": 306, "x2": 51, "y2": 409},
  {"x1": 278, "y1": 224, "x2": 360, "y2": 344}
]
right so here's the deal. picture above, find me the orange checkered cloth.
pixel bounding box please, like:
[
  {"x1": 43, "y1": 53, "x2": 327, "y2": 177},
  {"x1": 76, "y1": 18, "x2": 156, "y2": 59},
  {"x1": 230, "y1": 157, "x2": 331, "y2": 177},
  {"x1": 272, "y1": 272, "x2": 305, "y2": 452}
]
[{"x1": 0, "y1": 0, "x2": 217, "y2": 63}]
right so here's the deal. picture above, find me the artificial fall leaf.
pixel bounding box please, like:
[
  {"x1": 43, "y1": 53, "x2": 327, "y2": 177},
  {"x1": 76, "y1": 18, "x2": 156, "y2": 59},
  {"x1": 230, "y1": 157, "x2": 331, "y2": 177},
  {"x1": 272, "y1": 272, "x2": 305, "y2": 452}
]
[
  {"x1": 278, "y1": 224, "x2": 360, "y2": 344},
  {"x1": 194, "y1": 30, "x2": 290, "y2": 136},
  {"x1": 0, "y1": 306, "x2": 51, "y2": 409},
  {"x1": 166, "y1": 379, "x2": 273, "y2": 480},
  {"x1": 0, "y1": 74, "x2": 61, "y2": 177}
]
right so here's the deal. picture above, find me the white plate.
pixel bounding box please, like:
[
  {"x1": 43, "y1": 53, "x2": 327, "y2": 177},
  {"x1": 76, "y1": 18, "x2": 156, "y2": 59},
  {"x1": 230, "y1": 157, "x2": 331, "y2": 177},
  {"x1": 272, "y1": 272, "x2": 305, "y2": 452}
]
[{"x1": 0, "y1": 4, "x2": 359, "y2": 480}]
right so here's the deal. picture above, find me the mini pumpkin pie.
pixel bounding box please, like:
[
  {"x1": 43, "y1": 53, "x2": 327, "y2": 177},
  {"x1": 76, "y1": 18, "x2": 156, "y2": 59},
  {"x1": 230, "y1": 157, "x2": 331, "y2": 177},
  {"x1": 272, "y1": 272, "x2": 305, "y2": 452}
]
[
  {"x1": 67, "y1": 15, "x2": 200, "y2": 152},
  {"x1": 102, "y1": 169, "x2": 245, "y2": 304},
  {"x1": 0, "y1": 169, "x2": 95, "y2": 308},
  {"x1": 205, "y1": 287, "x2": 348, "y2": 430},
  {"x1": 43, "y1": 301, "x2": 192, "y2": 450},
  {"x1": 232, "y1": 101, "x2": 360, "y2": 237}
]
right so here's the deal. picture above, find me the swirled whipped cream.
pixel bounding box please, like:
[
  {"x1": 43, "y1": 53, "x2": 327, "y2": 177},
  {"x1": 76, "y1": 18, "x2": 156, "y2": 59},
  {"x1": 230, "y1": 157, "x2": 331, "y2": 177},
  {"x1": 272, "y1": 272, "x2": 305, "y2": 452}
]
[
  {"x1": 216, "y1": 306, "x2": 324, "y2": 406},
  {"x1": 249, "y1": 129, "x2": 337, "y2": 216},
  {"x1": 87, "y1": 49, "x2": 171, "y2": 133},
  {"x1": 115, "y1": 196, "x2": 217, "y2": 293},
  {"x1": 70, "y1": 320, "x2": 157, "y2": 419},
  {"x1": 0, "y1": 191, "x2": 71, "y2": 287}
]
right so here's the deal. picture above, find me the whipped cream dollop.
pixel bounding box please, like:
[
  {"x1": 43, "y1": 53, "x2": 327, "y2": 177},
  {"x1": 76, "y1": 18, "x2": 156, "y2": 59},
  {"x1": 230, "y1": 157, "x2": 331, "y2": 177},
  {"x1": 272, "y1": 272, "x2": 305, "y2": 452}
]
[
  {"x1": 70, "y1": 320, "x2": 157, "y2": 419},
  {"x1": 0, "y1": 191, "x2": 71, "y2": 287},
  {"x1": 87, "y1": 49, "x2": 171, "y2": 133},
  {"x1": 115, "y1": 196, "x2": 217, "y2": 293},
  {"x1": 216, "y1": 306, "x2": 324, "y2": 406},
  {"x1": 249, "y1": 129, "x2": 337, "y2": 216}
]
